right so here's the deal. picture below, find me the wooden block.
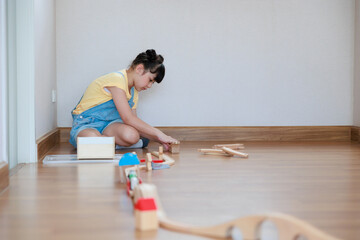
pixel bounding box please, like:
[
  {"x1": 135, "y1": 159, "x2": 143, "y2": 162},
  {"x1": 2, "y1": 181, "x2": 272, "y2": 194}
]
[
  {"x1": 159, "y1": 146, "x2": 163, "y2": 160},
  {"x1": 77, "y1": 137, "x2": 115, "y2": 159},
  {"x1": 146, "y1": 153, "x2": 152, "y2": 171},
  {"x1": 221, "y1": 147, "x2": 248, "y2": 158},
  {"x1": 170, "y1": 142, "x2": 180, "y2": 154},
  {"x1": 133, "y1": 184, "x2": 159, "y2": 207},
  {"x1": 198, "y1": 149, "x2": 232, "y2": 156},
  {"x1": 119, "y1": 166, "x2": 127, "y2": 183},
  {"x1": 151, "y1": 151, "x2": 175, "y2": 166},
  {"x1": 133, "y1": 184, "x2": 164, "y2": 217},
  {"x1": 135, "y1": 210, "x2": 159, "y2": 231},
  {"x1": 134, "y1": 198, "x2": 159, "y2": 231},
  {"x1": 213, "y1": 143, "x2": 245, "y2": 150},
  {"x1": 136, "y1": 165, "x2": 140, "y2": 178}
]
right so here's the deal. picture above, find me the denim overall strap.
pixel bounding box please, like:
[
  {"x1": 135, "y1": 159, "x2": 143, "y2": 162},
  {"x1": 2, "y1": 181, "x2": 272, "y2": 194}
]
[
  {"x1": 71, "y1": 95, "x2": 84, "y2": 114},
  {"x1": 116, "y1": 71, "x2": 136, "y2": 109}
]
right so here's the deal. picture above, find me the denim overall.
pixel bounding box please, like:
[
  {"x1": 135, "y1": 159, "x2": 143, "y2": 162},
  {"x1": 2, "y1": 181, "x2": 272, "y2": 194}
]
[{"x1": 69, "y1": 73, "x2": 136, "y2": 148}]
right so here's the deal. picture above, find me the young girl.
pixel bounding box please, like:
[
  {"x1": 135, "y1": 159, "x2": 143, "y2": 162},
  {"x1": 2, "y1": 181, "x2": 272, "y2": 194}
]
[{"x1": 69, "y1": 49, "x2": 178, "y2": 150}]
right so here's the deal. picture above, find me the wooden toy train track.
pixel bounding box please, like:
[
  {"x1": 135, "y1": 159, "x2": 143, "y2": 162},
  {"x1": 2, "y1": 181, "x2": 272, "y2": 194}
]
[{"x1": 118, "y1": 143, "x2": 341, "y2": 240}]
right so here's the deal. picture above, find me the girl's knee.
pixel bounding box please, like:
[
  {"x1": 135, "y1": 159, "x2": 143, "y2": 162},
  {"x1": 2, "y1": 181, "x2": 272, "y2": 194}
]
[
  {"x1": 121, "y1": 127, "x2": 140, "y2": 146},
  {"x1": 78, "y1": 129, "x2": 102, "y2": 137}
]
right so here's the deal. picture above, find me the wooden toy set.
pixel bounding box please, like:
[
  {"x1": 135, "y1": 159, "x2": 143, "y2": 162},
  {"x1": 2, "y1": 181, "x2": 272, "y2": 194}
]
[
  {"x1": 198, "y1": 143, "x2": 249, "y2": 158},
  {"x1": 77, "y1": 138, "x2": 341, "y2": 239}
]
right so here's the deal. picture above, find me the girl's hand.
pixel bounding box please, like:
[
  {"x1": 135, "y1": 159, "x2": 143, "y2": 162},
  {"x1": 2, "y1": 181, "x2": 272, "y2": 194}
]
[{"x1": 158, "y1": 134, "x2": 178, "y2": 151}]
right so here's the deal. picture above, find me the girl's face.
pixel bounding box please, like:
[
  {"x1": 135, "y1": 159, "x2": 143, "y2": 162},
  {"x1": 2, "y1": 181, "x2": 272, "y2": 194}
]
[{"x1": 134, "y1": 65, "x2": 157, "y2": 91}]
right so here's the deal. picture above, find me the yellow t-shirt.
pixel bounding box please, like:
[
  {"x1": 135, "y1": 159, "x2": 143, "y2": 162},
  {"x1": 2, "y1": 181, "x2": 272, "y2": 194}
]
[{"x1": 72, "y1": 70, "x2": 138, "y2": 115}]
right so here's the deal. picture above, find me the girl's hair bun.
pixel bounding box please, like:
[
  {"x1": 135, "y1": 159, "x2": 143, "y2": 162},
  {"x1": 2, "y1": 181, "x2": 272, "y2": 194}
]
[{"x1": 146, "y1": 49, "x2": 157, "y2": 62}]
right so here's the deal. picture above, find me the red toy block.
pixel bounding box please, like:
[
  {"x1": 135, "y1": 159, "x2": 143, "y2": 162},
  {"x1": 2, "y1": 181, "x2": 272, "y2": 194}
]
[
  {"x1": 140, "y1": 159, "x2": 164, "y2": 163},
  {"x1": 135, "y1": 198, "x2": 157, "y2": 211}
]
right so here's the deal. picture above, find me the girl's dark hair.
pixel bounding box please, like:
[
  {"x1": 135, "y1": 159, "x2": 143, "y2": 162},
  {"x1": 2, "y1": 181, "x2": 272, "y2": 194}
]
[{"x1": 130, "y1": 49, "x2": 165, "y2": 83}]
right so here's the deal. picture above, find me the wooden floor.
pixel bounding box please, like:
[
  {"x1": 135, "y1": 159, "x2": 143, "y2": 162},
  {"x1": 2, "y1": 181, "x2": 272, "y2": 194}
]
[{"x1": 1, "y1": 141, "x2": 360, "y2": 240}]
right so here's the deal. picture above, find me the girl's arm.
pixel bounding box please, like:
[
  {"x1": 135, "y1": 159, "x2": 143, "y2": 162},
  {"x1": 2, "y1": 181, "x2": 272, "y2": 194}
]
[
  {"x1": 108, "y1": 86, "x2": 177, "y2": 146},
  {"x1": 131, "y1": 109, "x2": 159, "y2": 141}
]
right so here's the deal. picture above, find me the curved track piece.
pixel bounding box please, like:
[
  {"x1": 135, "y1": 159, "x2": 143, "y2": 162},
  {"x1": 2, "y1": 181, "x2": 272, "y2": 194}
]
[
  {"x1": 158, "y1": 213, "x2": 341, "y2": 240},
  {"x1": 133, "y1": 184, "x2": 341, "y2": 240},
  {"x1": 158, "y1": 214, "x2": 264, "y2": 239}
]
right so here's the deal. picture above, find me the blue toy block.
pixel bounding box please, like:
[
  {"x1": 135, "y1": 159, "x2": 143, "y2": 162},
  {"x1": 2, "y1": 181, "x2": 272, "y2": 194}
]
[
  {"x1": 119, "y1": 152, "x2": 140, "y2": 166},
  {"x1": 151, "y1": 162, "x2": 170, "y2": 170}
]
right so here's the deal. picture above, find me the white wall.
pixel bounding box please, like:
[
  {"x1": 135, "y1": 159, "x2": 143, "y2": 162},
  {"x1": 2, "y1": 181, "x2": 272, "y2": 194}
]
[
  {"x1": 355, "y1": 0, "x2": 360, "y2": 127},
  {"x1": 56, "y1": 0, "x2": 354, "y2": 127},
  {"x1": 35, "y1": 0, "x2": 57, "y2": 138}
]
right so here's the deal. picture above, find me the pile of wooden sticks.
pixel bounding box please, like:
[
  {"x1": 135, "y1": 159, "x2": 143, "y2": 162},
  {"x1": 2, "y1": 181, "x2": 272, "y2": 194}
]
[{"x1": 198, "y1": 143, "x2": 248, "y2": 158}]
